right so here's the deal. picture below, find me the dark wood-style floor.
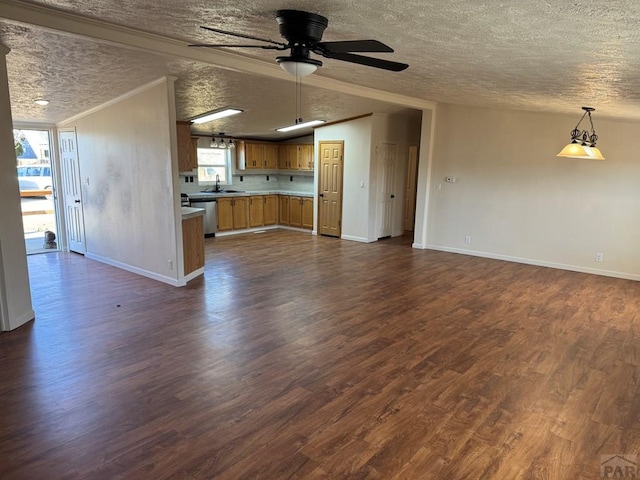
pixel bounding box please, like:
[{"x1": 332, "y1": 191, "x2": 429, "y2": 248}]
[{"x1": 1, "y1": 230, "x2": 639, "y2": 479}]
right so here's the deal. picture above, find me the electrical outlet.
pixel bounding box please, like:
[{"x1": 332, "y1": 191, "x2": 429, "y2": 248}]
[
  {"x1": 465, "y1": 235, "x2": 472, "y2": 245},
  {"x1": 167, "y1": 259, "x2": 173, "y2": 270},
  {"x1": 595, "y1": 252, "x2": 604, "y2": 262}
]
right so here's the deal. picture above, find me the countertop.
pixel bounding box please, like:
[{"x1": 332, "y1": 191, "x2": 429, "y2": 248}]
[
  {"x1": 187, "y1": 190, "x2": 314, "y2": 200},
  {"x1": 181, "y1": 207, "x2": 205, "y2": 219}
]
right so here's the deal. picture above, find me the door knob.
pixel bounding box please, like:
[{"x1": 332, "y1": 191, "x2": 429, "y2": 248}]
[
  {"x1": 390, "y1": 195, "x2": 395, "y2": 199},
  {"x1": 74, "y1": 199, "x2": 81, "y2": 203},
  {"x1": 319, "y1": 193, "x2": 325, "y2": 197}
]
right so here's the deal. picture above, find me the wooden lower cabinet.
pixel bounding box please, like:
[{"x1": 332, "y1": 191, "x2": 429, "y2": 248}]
[
  {"x1": 217, "y1": 198, "x2": 234, "y2": 231},
  {"x1": 264, "y1": 195, "x2": 278, "y2": 225},
  {"x1": 279, "y1": 195, "x2": 290, "y2": 226},
  {"x1": 278, "y1": 195, "x2": 313, "y2": 229},
  {"x1": 182, "y1": 215, "x2": 204, "y2": 275},
  {"x1": 220, "y1": 195, "x2": 311, "y2": 232},
  {"x1": 302, "y1": 197, "x2": 313, "y2": 229},
  {"x1": 249, "y1": 196, "x2": 264, "y2": 227},
  {"x1": 217, "y1": 197, "x2": 249, "y2": 231},
  {"x1": 232, "y1": 197, "x2": 249, "y2": 229},
  {"x1": 289, "y1": 196, "x2": 303, "y2": 227}
]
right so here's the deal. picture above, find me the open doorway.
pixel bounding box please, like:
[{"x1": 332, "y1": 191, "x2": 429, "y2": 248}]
[{"x1": 14, "y1": 128, "x2": 59, "y2": 254}]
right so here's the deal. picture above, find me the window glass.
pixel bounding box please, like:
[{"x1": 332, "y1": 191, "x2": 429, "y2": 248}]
[{"x1": 197, "y1": 148, "x2": 231, "y2": 185}]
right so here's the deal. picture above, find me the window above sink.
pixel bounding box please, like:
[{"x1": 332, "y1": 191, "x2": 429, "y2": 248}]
[{"x1": 196, "y1": 147, "x2": 232, "y2": 187}]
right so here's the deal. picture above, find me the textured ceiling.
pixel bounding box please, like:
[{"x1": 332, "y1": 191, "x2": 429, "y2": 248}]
[{"x1": 3, "y1": 0, "x2": 640, "y2": 139}]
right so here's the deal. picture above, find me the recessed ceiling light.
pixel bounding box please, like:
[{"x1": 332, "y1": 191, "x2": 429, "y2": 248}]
[
  {"x1": 191, "y1": 108, "x2": 243, "y2": 124},
  {"x1": 276, "y1": 120, "x2": 325, "y2": 132},
  {"x1": 34, "y1": 99, "x2": 49, "y2": 106}
]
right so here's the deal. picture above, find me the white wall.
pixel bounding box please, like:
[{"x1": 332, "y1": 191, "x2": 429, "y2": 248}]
[
  {"x1": 315, "y1": 116, "x2": 374, "y2": 242},
  {"x1": 0, "y1": 44, "x2": 34, "y2": 331},
  {"x1": 59, "y1": 79, "x2": 182, "y2": 285},
  {"x1": 426, "y1": 103, "x2": 640, "y2": 280}
]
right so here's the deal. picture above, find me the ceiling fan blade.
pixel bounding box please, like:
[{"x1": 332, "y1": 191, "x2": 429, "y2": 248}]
[
  {"x1": 323, "y1": 52, "x2": 409, "y2": 72},
  {"x1": 189, "y1": 43, "x2": 285, "y2": 50},
  {"x1": 200, "y1": 26, "x2": 287, "y2": 47},
  {"x1": 316, "y1": 39, "x2": 393, "y2": 54}
]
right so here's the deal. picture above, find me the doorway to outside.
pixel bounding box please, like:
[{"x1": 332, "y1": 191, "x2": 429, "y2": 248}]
[{"x1": 14, "y1": 128, "x2": 59, "y2": 255}]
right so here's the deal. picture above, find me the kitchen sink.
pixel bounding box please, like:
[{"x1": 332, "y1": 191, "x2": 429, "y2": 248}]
[{"x1": 200, "y1": 189, "x2": 244, "y2": 194}]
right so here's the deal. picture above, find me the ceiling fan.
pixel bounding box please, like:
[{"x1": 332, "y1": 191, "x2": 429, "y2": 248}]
[{"x1": 189, "y1": 9, "x2": 409, "y2": 76}]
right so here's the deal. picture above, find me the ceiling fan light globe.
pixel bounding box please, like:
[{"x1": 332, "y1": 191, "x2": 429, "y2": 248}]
[{"x1": 277, "y1": 57, "x2": 320, "y2": 77}]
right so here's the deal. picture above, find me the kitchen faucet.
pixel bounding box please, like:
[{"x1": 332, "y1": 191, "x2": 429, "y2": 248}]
[{"x1": 215, "y1": 174, "x2": 220, "y2": 192}]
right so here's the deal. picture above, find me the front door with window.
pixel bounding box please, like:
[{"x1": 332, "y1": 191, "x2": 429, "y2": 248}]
[{"x1": 59, "y1": 129, "x2": 86, "y2": 254}]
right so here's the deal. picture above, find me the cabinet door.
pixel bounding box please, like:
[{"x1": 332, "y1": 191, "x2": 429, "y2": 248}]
[
  {"x1": 298, "y1": 144, "x2": 314, "y2": 171},
  {"x1": 263, "y1": 144, "x2": 278, "y2": 169},
  {"x1": 233, "y1": 197, "x2": 249, "y2": 229},
  {"x1": 217, "y1": 198, "x2": 234, "y2": 231},
  {"x1": 302, "y1": 197, "x2": 314, "y2": 230},
  {"x1": 190, "y1": 137, "x2": 199, "y2": 170},
  {"x1": 278, "y1": 145, "x2": 297, "y2": 169},
  {"x1": 245, "y1": 144, "x2": 263, "y2": 169},
  {"x1": 278, "y1": 146, "x2": 289, "y2": 169},
  {"x1": 183, "y1": 216, "x2": 204, "y2": 274},
  {"x1": 249, "y1": 196, "x2": 264, "y2": 227},
  {"x1": 264, "y1": 195, "x2": 278, "y2": 225},
  {"x1": 289, "y1": 196, "x2": 302, "y2": 227},
  {"x1": 279, "y1": 195, "x2": 290, "y2": 226},
  {"x1": 176, "y1": 121, "x2": 194, "y2": 172}
]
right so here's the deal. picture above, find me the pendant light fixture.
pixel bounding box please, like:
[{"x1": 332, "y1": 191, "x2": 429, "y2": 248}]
[
  {"x1": 557, "y1": 107, "x2": 605, "y2": 160},
  {"x1": 210, "y1": 134, "x2": 236, "y2": 149}
]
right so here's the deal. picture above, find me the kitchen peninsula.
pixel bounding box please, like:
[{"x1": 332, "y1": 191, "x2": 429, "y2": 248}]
[{"x1": 180, "y1": 206, "x2": 205, "y2": 279}]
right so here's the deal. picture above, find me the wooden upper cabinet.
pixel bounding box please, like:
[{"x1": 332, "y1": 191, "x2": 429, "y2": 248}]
[
  {"x1": 245, "y1": 143, "x2": 263, "y2": 169},
  {"x1": 278, "y1": 145, "x2": 298, "y2": 169},
  {"x1": 298, "y1": 145, "x2": 314, "y2": 171},
  {"x1": 238, "y1": 143, "x2": 279, "y2": 170},
  {"x1": 177, "y1": 121, "x2": 197, "y2": 172},
  {"x1": 277, "y1": 144, "x2": 314, "y2": 171},
  {"x1": 263, "y1": 144, "x2": 279, "y2": 169}
]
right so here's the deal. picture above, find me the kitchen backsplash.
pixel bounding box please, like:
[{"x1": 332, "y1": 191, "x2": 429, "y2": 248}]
[{"x1": 179, "y1": 173, "x2": 314, "y2": 195}]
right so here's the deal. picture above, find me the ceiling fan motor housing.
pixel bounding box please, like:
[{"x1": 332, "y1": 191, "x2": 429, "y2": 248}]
[{"x1": 276, "y1": 10, "x2": 328, "y2": 43}]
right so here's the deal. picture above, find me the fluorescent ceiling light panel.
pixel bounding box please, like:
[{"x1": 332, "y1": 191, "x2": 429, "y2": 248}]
[
  {"x1": 192, "y1": 108, "x2": 243, "y2": 124},
  {"x1": 276, "y1": 120, "x2": 326, "y2": 132},
  {"x1": 34, "y1": 99, "x2": 50, "y2": 106}
]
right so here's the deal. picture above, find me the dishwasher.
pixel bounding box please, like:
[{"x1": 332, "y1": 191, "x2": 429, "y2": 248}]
[{"x1": 190, "y1": 198, "x2": 217, "y2": 237}]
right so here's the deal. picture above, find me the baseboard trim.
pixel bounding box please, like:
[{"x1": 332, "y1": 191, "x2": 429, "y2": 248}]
[
  {"x1": 426, "y1": 245, "x2": 640, "y2": 282},
  {"x1": 183, "y1": 267, "x2": 204, "y2": 285},
  {"x1": 85, "y1": 253, "x2": 181, "y2": 286},
  {"x1": 341, "y1": 235, "x2": 375, "y2": 243},
  {"x1": 3, "y1": 309, "x2": 36, "y2": 331}
]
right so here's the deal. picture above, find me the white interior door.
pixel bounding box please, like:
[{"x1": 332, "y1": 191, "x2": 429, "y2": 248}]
[
  {"x1": 378, "y1": 143, "x2": 397, "y2": 239},
  {"x1": 59, "y1": 129, "x2": 86, "y2": 254}
]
